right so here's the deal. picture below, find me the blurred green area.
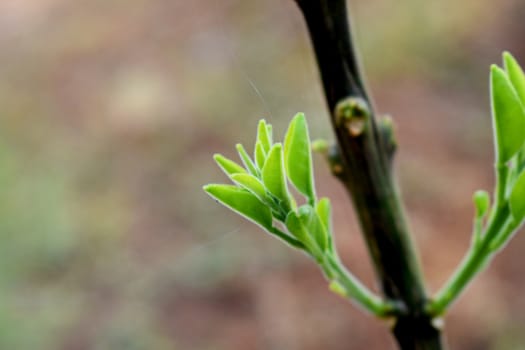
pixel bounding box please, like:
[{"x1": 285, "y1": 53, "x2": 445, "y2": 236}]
[{"x1": 1, "y1": 0, "x2": 525, "y2": 349}]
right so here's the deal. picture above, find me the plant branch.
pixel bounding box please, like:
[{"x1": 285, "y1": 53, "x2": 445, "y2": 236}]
[
  {"x1": 325, "y1": 255, "x2": 401, "y2": 317},
  {"x1": 427, "y1": 201, "x2": 513, "y2": 316},
  {"x1": 294, "y1": 0, "x2": 443, "y2": 348}
]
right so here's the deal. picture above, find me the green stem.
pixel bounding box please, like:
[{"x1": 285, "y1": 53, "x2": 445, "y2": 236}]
[
  {"x1": 427, "y1": 205, "x2": 510, "y2": 316},
  {"x1": 494, "y1": 163, "x2": 509, "y2": 210},
  {"x1": 489, "y1": 218, "x2": 519, "y2": 252},
  {"x1": 270, "y1": 227, "x2": 307, "y2": 250},
  {"x1": 429, "y1": 160, "x2": 513, "y2": 316},
  {"x1": 325, "y1": 255, "x2": 400, "y2": 317}
]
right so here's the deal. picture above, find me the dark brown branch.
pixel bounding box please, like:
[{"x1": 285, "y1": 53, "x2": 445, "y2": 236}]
[{"x1": 293, "y1": 0, "x2": 443, "y2": 348}]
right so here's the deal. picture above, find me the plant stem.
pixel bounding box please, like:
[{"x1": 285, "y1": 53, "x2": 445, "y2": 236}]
[
  {"x1": 270, "y1": 227, "x2": 307, "y2": 249},
  {"x1": 428, "y1": 205, "x2": 510, "y2": 316},
  {"x1": 326, "y1": 255, "x2": 399, "y2": 317},
  {"x1": 293, "y1": 0, "x2": 443, "y2": 348},
  {"x1": 494, "y1": 163, "x2": 509, "y2": 210}
]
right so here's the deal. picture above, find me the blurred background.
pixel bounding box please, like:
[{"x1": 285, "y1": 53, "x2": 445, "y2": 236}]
[{"x1": 0, "y1": 0, "x2": 525, "y2": 349}]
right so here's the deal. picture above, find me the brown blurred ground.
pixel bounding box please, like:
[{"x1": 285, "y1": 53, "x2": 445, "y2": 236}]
[{"x1": 1, "y1": 0, "x2": 525, "y2": 349}]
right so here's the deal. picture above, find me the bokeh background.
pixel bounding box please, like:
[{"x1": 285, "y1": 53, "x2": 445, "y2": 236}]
[{"x1": 1, "y1": 0, "x2": 525, "y2": 349}]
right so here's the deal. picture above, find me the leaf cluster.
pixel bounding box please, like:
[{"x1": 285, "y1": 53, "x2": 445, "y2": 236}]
[
  {"x1": 204, "y1": 114, "x2": 395, "y2": 316},
  {"x1": 478, "y1": 52, "x2": 525, "y2": 248},
  {"x1": 204, "y1": 114, "x2": 331, "y2": 261},
  {"x1": 429, "y1": 52, "x2": 525, "y2": 316}
]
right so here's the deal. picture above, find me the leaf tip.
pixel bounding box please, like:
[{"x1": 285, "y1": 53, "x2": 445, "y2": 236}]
[
  {"x1": 203, "y1": 184, "x2": 218, "y2": 198},
  {"x1": 491, "y1": 64, "x2": 503, "y2": 76},
  {"x1": 473, "y1": 190, "x2": 490, "y2": 217},
  {"x1": 503, "y1": 51, "x2": 514, "y2": 65},
  {"x1": 293, "y1": 112, "x2": 306, "y2": 123}
]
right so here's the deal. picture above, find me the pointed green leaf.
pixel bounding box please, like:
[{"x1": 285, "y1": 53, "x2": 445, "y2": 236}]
[
  {"x1": 491, "y1": 65, "x2": 525, "y2": 163},
  {"x1": 257, "y1": 119, "x2": 272, "y2": 153},
  {"x1": 285, "y1": 211, "x2": 309, "y2": 246},
  {"x1": 284, "y1": 113, "x2": 316, "y2": 201},
  {"x1": 504, "y1": 52, "x2": 525, "y2": 105},
  {"x1": 510, "y1": 170, "x2": 525, "y2": 223},
  {"x1": 298, "y1": 204, "x2": 328, "y2": 254},
  {"x1": 315, "y1": 197, "x2": 332, "y2": 233},
  {"x1": 204, "y1": 184, "x2": 273, "y2": 231},
  {"x1": 284, "y1": 210, "x2": 320, "y2": 258},
  {"x1": 266, "y1": 124, "x2": 273, "y2": 144},
  {"x1": 255, "y1": 141, "x2": 266, "y2": 170},
  {"x1": 473, "y1": 190, "x2": 490, "y2": 218},
  {"x1": 316, "y1": 197, "x2": 333, "y2": 251},
  {"x1": 236, "y1": 144, "x2": 259, "y2": 176},
  {"x1": 262, "y1": 144, "x2": 290, "y2": 209},
  {"x1": 213, "y1": 154, "x2": 246, "y2": 177},
  {"x1": 230, "y1": 173, "x2": 267, "y2": 203}
]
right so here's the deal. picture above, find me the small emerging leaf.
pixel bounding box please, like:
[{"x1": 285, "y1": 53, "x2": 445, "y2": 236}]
[
  {"x1": 285, "y1": 211, "x2": 310, "y2": 247},
  {"x1": 262, "y1": 144, "x2": 290, "y2": 209},
  {"x1": 504, "y1": 52, "x2": 525, "y2": 105},
  {"x1": 329, "y1": 280, "x2": 348, "y2": 298},
  {"x1": 236, "y1": 144, "x2": 259, "y2": 176},
  {"x1": 473, "y1": 190, "x2": 490, "y2": 218},
  {"x1": 312, "y1": 139, "x2": 329, "y2": 153},
  {"x1": 284, "y1": 113, "x2": 316, "y2": 202},
  {"x1": 204, "y1": 184, "x2": 273, "y2": 231},
  {"x1": 266, "y1": 124, "x2": 273, "y2": 144},
  {"x1": 257, "y1": 120, "x2": 272, "y2": 153},
  {"x1": 509, "y1": 170, "x2": 525, "y2": 223},
  {"x1": 213, "y1": 154, "x2": 246, "y2": 177},
  {"x1": 490, "y1": 65, "x2": 525, "y2": 163},
  {"x1": 298, "y1": 204, "x2": 328, "y2": 254},
  {"x1": 255, "y1": 141, "x2": 266, "y2": 170},
  {"x1": 316, "y1": 197, "x2": 332, "y2": 233},
  {"x1": 231, "y1": 173, "x2": 267, "y2": 203}
]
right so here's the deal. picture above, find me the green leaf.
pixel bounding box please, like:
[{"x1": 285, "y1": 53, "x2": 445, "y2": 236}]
[
  {"x1": 473, "y1": 190, "x2": 490, "y2": 218},
  {"x1": 284, "y1": 210, "x2": 322, "y2": 258},
  {"x1": 316, "y1": 197, "x2": 332, "y2": 233},
  {"x1": 285, "y1": 211, "x2": 310, "y2": 246},
  {"x1": 255, "y1": 141, "x2": 266, "y2": 170},
  {"x1": 230, "y1": 173, "x2": 267, "y2": 203},
  {"x1": 518, "y1": 144, "x2": 525, "y2": 173},
  {"x1": 316, "y1": 197, "x2": 333, "y2": 251},
  {"x1": 329, "y1": 280, "x2": 348, "y2": 298},
  {"x1": 213, "y1": 154, "x2": 246, "y2": 177},
  {"x1": 262, "y1": 144, "x2": 290, "y2": 209},
  {"x1": 266, "y1": 124, "x2": 273, "y2": 144},
  {"x1": 490, "y1": 65, "x2": 525, "y2": 163},
  {"x1": 204, "y1": 184, "x2": 273, "y2": 231},
  {"x1": 298, "y1": 205, "x2": 328, "y2": 253},
  {"x1": 284, "y1": 113, "x2": 316, "y2": 202},
  {"x1": 504, "y1": 52, "x2": 525, "y2": 105},
  {"x1": 509, "y1": 170, "x2": 525, "y2": 223},
  {"x1": 236, "y1": 144, "x2": 259, "y2": 176},
  {"x1": 257, "y1": 119, "x2": 272, "y2": 153}
]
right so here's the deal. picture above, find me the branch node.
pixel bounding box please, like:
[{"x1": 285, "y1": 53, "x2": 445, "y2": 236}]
[
  {"x1": 335, "y1": 97, "x2": 371, "y2": 137},
  {"x1": 378, "y1": 115, "x2": 398, "y2": 161},
  {"x1": 328, "y1": 144, "x2": 347, "y2": 179}
]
